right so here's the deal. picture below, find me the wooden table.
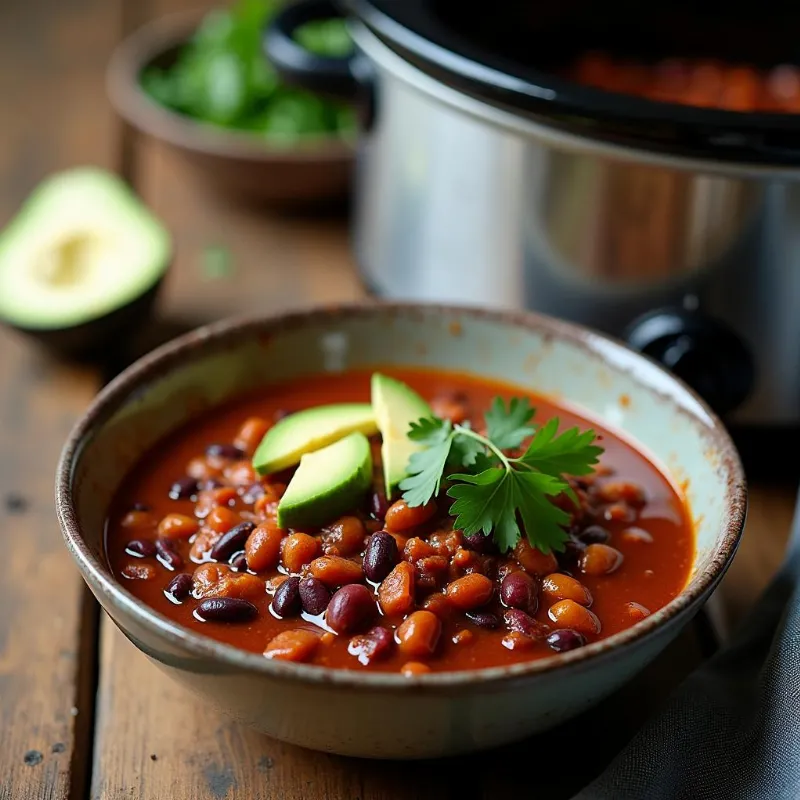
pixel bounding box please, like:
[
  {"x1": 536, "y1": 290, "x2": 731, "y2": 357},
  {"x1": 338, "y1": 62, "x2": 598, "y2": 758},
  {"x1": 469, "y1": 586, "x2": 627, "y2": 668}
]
[{"x1": 0, "y1": 1, "x2": 796, "y2": 798}]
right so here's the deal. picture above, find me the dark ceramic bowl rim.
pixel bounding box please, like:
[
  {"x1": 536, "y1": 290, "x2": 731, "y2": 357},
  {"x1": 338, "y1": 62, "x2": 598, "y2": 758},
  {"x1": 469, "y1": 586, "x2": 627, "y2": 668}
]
[
  {"x1": 106, "y1": 9, "x2": 356, "y2": 163},
  {"x1": 56, "y1": 302, "x2": 746, "y2": 692}
]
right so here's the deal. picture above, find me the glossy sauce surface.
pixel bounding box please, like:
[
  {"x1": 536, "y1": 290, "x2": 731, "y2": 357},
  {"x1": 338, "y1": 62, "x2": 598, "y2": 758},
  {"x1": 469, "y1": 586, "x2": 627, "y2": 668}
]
[{"x1": 105, "y1": 369, "x2": 694, "y2": 673}]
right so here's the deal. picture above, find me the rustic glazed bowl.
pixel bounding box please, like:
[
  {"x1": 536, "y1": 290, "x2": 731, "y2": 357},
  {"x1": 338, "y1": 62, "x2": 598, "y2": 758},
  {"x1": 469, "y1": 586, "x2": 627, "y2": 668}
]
[
  {"x1": 106, "y1": 11, "x2": 355, "y2": 206},
  {"x1": 56, "y1": 303, "x2": 745, "y2": 759}
]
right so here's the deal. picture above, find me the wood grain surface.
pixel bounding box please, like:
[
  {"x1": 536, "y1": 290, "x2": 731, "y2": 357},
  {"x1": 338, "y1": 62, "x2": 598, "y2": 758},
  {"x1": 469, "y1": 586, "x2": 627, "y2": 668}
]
[
  {"x1": 0, "y1": 1, "x2": 118, "y2": 798},
  {"x1": 0, "y1": 0, "x2": 797, "y2": 798}
]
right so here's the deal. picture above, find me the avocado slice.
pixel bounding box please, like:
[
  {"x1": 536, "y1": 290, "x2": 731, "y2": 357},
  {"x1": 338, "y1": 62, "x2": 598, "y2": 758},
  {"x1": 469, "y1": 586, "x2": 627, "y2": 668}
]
[
  {"x1": 371, "y1": 373, "x2": 432, "y2": 496},
  {"x1": 0, "y1": 167, "x2": 170, "y2": 335},
  {"x1": 253, "y1": 403, "x2": 377, "y2": 475},
  {"x1": 277, "y1": 432, "x2": 372, "y2": 529}
]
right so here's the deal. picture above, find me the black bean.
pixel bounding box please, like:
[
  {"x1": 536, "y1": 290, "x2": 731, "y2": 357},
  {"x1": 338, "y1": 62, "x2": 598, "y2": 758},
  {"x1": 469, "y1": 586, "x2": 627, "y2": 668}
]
[
  {"x1": 466, "y1": 611, "x2": 500, "y2": 629},
  {"x1": 546, "y1": 629, "x2": 586, "y2": 653},
  {"x1": 462, "y1": 531, "x2": 499, "y2": 554},
  {"x1": 272, "y1": 576, "x2": 301, "y2": 618},
  {"x1": 363, "y1": 531, "x2": 398, "y2": 583},
  {"x1": 131, "y1": 502, "x2": 151, "y2": 512},
  {"x1": 169, "y1": 476, "x2": 198, "y2": 501},
  {"x1": 155, "y1": 537, "x2": 183, "y2": 571},
  {"x1": 579, "y1": 525, "x2": 611, "y2": 545},
  {"x1": 326, "y1": 584, "x2": 375, "y2": 634},
  {"x1": 229, "y1": 552, "x2": 248, "y2": 572},
  {"x1": 210, "y1": 521, "x2": 256, "y2": 562},
  {"x1": 557, "y1": 538, "x2": 587, "y2": 571},
  {"x1": 299, "y1": 577, "x2": 331, "y2": 616},
  {"x1": 125, "y1": 539, "x2": 156, "y2": 559},
  {"x1": 164, "y1": 573, "x2": 193, "y2": 602},
  {"x1": 195, "y1": 597, "x2": 258, "y2": 623},
  {"x1": 206, "y1": 443, "x2": 245, "y2": 460},
  {"x1": 500, "y1": 571, "x2": 537, "y2": 611},
  {"x1": 348, "y1": 626, "x2": 394, "y2": 665},
  {"x1": 370, "y1": 491, "x2": 389, "y2": 521},
  {"x1": 504, "y1": 608, "x2": 549, "y2": 640}
]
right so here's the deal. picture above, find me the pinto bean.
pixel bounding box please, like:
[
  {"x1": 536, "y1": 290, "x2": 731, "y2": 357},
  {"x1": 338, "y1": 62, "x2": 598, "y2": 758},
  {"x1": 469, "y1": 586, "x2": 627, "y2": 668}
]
[
  {"x1": 514, "y1": 540, "x2": 558, "y2": 576},
  {"x1": 378, "y1": 562, "x2": 416, "y2": 617},
  {"x1": 307, "y1": 556, "x2": 364, "y2": 587},
  {"x1": 281, "y1": 533, "x2": 320, "y2": 574},
  {"x1": 263, "y1": 629, "x2": 320, "y2": 662},
  {"x1": 396, "y1": 610, "x2": 441, "y2": 658},
  {"x1": 445, "y1": 574, "x2": 494, "y2": 610},
  {"x1": 385, "y1": 499, "x2": 437, "y2": 532},
  {"x1": 547, "y1": 599, "x2": 601, "y2": 636},
  {"x1": 245, "y1": 522, "x2": 284, "y2": 572}
]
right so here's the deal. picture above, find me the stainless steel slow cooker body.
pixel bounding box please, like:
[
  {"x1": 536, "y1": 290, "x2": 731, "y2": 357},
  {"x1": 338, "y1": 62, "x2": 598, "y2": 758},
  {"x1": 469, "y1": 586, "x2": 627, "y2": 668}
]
[{"x1": 265, "y1": 0, "x2": 800, "y2": 427}]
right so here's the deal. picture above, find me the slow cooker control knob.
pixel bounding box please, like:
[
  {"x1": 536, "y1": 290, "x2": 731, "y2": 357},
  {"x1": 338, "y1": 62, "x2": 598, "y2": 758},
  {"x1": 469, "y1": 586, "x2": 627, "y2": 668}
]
[{"x1": 624, "y1": 309, "x2": 755, "y2": 417}]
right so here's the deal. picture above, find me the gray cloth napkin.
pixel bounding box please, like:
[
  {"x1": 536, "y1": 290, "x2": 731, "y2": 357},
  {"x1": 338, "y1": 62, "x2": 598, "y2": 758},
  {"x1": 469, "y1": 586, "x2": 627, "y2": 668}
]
[{"x1": 576, "y1": 486, "x2": 800, "y2": 800}]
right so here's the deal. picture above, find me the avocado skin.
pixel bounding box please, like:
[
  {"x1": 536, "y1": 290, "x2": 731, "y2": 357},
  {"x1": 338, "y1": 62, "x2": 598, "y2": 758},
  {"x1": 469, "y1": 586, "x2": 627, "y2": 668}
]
[{"x1": 5, "y1": 275, "x2": 165, "y2": 359}]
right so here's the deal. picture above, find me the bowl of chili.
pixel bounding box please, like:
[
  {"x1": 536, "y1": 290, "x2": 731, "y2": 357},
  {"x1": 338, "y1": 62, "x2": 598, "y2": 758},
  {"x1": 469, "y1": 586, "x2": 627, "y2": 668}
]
[{"x1": 56, "y1": 302, "x2": 745, "y2": 758}]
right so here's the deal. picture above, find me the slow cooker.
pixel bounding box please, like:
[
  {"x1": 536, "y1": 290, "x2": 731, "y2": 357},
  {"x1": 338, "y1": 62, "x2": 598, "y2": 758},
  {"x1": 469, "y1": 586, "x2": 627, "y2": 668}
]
[{"x1": 265, "y1": 0, "x2": 800, "y2": 436}]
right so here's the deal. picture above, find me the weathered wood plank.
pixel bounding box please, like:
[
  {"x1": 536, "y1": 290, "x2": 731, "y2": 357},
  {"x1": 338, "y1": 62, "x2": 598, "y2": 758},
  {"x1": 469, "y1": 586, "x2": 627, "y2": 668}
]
[{"x1": 0, "y1": 2, "x2": 120, "y2": 797}]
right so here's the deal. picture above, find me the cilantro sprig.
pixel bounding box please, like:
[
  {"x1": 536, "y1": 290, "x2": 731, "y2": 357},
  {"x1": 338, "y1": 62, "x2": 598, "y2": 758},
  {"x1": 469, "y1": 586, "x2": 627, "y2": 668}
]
[{"x1": 398, "y1": 398, "x2": 603, "y2": 554}]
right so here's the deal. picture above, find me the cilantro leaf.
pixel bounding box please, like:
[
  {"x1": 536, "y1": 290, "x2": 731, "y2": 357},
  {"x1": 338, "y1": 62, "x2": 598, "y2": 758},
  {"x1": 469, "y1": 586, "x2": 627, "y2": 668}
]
[
  {"x1": 450, "y1": 434, "x2": 486, "y2": 469},
  {"x1": 484, "y1": 397, "x2": 536, "y2": 450},
  {"x1": 399, "y1": 417, "x2": 454, "y2": 507},
  {"x1": 448, "y1": 469, "x2": 570, "y2": 553},
  {"x1": 518, "y1": 417, "x2": 603, "y2": 477}
]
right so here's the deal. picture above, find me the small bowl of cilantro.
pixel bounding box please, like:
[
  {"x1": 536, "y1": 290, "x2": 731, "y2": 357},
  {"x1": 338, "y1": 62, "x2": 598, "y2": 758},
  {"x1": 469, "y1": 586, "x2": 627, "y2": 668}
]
[{"x1": 107, "y1": 1, "x2": 357, "y2": 205}]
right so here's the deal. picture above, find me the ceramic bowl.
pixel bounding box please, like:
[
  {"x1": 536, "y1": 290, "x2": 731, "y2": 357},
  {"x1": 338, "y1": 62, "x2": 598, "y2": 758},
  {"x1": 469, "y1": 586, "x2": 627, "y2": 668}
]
[
  {"x1": 106, "y1": 11, "x2": 355, "y2": 206},
  {"x1": 56, "y1": 303, "x2": 745, "y2": 759}
]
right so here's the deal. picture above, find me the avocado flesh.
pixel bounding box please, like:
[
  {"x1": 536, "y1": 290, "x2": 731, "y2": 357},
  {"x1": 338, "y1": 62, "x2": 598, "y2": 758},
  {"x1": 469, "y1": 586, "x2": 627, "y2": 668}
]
[
  {"x1": 0, "y1": 167, "x2": 170, "y2": 330},
  {"x1": 370, "y1": 373, "x2": 432, "y2": 496},
  {"x1": 253, "y1": 403, "x2": 377, "y2": 475},
  {"x1": 277, "y1": 432, "x2": 372, "y2": 529}
]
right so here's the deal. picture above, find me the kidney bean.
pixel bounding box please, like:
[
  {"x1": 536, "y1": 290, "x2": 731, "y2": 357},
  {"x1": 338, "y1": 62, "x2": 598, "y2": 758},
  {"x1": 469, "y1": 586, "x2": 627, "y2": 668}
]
[
  {"x1": 378, "y1": 562, "x2": 416, "y2": 617},
  {"x1": 121, "y1": 563, "x2": 156, "y2": 581},
  {"x1": 626, "y1": 601, "x2": 651, "y2": 621},
  {"x1": 164, "y1": 573, "x2": 193, "y2": 602},
  {"x1": 445, "y1": 573, "x2": 494, "y2": 611},
  {"x1": 557, "y1": 538, "x2": 586, "y2": 572},
  {"x1": 548, "y1": 599, "x2": 601, "y2": 636},
  {"x1": 120, "y1": 509, "x2": 157, "y2": 530},
  {"x1": 621, "y1": 527, "x2": 654, "y2": 545},
  {"x1": 308, "y1": 556, "x2": 363, "y2": 587},
  {"x1": 514, "y1": 540, "x2": 558, "y2": 576},
  {"x1": 157, "y1": 513, "x2": 199, "y2": 540},
  {"x1": 396, "y1": 610, "x2": 441, "y2": 658},
  {"x1": 401, "y1": 661, "x2": 431, "y2": 676},
  {"x1": 206, "y1": 443, "x2": 244, "y2": 460},
  {"x1": 168, "y1": 476, "x2": 198, "y2": 501},
  {"x1": 155, "y1": 538, "x2": 183, "y2": 571},
  {"x1": 234, "y1": 417, "x2": 270, "y2": 456},
  {"x1": 272, "y1": 576, "x2": 301, "y2": 618},
  {"x1": 323, "y1": 516, "x2": 366, "y2": 557},
  {"x1": 580, "y1": 543, "x2": 624, "y2": 576},
  {"x1": 466, "y1": 610, "x2": 500, "y2": 629},
  {"x1": 229, "y1": 553, "x2": 248, "y2": 572},
  {"x1": 299, "y1": 577, "x2": 331, "y2": 616},
  {"x1": 462, "y1": 531, "x2": 498, "y2": 554},
  {"x1": 326, "y1": 584, "x2": 375, "y2": 634},
  {"x1": 541, "y1": 573, "x2": 593, "y2": 606},
  {"x1": 245, "y1": 523, "x2": 284, "y2": 572},
  {"x1": 264, "y1": 629, "x2": 320, "y2": 662},
  {"x1": 504, "y1": 608, "x2": 550, "y2": 640},
  {"x1": 596, "y1": 480, "x2": 646, "y2": 506},
  {"x1": 348, "y1": 626, "x2": 394, "y2": 665},
  {"x1": 546, "y1": 629, "x2": 586, "y2": 653},
  {"x1": 125, "y1": 539, "x2": 156, "y2": 559},
  {"x1": 195, "y1": 597, "x2": 258, "y2": 623},
  {"x1": 281, "y1": 533, "x2": 320, "y2": 574},
  {"x1": 370, "y1": 491, "x2": 389, "y2": 520},
  {"x1": 385, "y1": 499, "x2": 437, "y2": 532},
  {"x1": 500, "y1": 571, "x2": 538, "y2": 611},
  {"x1": 210, "y1": 521, "x2": 256, "y2": 562},
  {"x1": 578, "y1": 524, "x2": 611, "y2": 545},
  {"x1": 364, "y1": 531, "x2": 398, "y2": 582}
]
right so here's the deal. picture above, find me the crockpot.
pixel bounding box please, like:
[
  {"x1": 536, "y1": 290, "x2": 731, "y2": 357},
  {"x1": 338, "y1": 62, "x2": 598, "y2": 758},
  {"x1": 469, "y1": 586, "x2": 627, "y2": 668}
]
[{"x1": 265, "y1": 0, "x2": 800, "y2": 436}]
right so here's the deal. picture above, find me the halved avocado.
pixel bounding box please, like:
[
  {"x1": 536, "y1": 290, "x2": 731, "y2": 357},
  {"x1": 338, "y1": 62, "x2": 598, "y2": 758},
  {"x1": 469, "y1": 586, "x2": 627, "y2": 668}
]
[
  {"x1": 0, "y1": 167, "x2": 171, "y2": 356},
  {"x1": 371, "y1": 373, "x2": 432, "y2": 496},
  {"x1": 253, "y1": 402, "x2": 377, "y2": 475},
  {"x1": 277, "y1": 432, "x2": 372, "y2": 529}
]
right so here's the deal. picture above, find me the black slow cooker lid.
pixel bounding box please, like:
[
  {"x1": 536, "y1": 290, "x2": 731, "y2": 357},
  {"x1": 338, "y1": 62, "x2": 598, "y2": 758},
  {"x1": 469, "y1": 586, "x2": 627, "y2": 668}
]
[{"x1": 343, "y1": 0, "x2": 800, "y2": 167}]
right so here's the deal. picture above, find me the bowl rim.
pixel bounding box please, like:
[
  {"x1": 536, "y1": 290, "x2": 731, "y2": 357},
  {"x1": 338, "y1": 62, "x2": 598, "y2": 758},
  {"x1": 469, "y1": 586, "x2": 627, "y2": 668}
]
[
  {"x1": 106, "y1": 9, "x2": 356, "y2": 163},
  {"x1": 56, "y1": 301, "x2": 746, "y2": 691}
]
